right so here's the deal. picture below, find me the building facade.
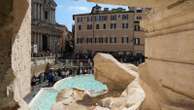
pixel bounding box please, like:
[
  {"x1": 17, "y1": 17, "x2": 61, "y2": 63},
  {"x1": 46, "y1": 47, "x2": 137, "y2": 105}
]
[
  {"x1": 73, "y1": 5, "x2": 149, "y2": 58},
  {"x1": 31, "y1": 0, "x2": 66, "y2": 57}
]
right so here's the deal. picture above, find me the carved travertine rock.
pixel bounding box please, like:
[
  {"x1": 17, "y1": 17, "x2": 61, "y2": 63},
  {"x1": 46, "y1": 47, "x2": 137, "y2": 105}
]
[
  {"x1": 0, "y1": 0, "x2": 31, "y2": 109},
  {"x1": 88, "y1": 0, "x2": 194, "y2": 110},
  {"x1": 94, "y1": 53, "x2": 135, "y2": 91}
]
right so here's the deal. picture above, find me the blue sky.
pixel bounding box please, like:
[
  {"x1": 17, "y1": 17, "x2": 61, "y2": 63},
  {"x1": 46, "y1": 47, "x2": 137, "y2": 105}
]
[{"x1": 55, "y1": 0, "x2": 128, "y2": 31}]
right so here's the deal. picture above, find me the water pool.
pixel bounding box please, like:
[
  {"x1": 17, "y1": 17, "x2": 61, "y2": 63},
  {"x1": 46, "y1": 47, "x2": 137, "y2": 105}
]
[
  {"x1": 54, "y1": 74, "x2": 107, "y2": 91},
  {"x1": 29, "y1": 74, "x2": 107, "y2": 110}
]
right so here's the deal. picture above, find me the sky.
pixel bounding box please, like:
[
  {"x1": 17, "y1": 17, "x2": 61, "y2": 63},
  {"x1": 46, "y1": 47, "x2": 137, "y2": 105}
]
[{"x1": 55, "y1": 0, "x2": 128, "y2": 31}]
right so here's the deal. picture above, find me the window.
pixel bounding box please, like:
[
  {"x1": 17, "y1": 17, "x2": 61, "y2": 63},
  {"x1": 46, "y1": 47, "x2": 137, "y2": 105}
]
[
  {"x1": 44, "y1": 11, "x2": 48, "y2": 20},
  {"x1": 87, "y1": 24, "x2": 93, "y2": 30},
  {"x1": 110, "y1": 24, "x2": 113, "y2": 29},
  {"x1": 94, "y1": 38, "x2": 97, "y2": 43},
  {"x1": 114, "y1": 37, "x2": 117, "y2": 43},
  {"x1": 95, "y1": 16, "x2": 100, "y2": 21},
  {"x1": 134, "y1": 21, "x2": 140, "y2": 24},
  {"x1": 134, "y1": 25, "x2": 140, "y2": 31},
  {"x1": 110, "y1": 23, "x2": 116, "y2": 29},
  {"x1": 96, "y1": 16, "x2": 107, "y2": 21},
  {"x1": 103, "y1": 16, "x2": 108, "y2": 21},
  {"x1": 86, "y1": 38, "x2": 93, "y2": 44},
  {"x1": 122, "y1": 23, "x2": 128, "y2": 29},
  {"x1": 98, "y1": 37, "x2": 103, "y2": 43},
  {"x1": 136, "y1": 16, "x2": 142, "y2": 20},
  {"x1": 87, "y1": 16, "x2": 92, "y2": 22},
  {"x1": 136, "y1": 9, "x2": 143, "y2": 13},
  {"x1": 78, "y1": 25, "x2": 82, "y2": 30},
  {"x1": 86, "y1": 38, "x2": 89, "y2": 44},
  {"x1": 109, "y1": 37, "x2": 116, "y2": 43},
  {"x1": 122, "y1": 37, "x2": 124, "y2": 43},
  {"x1": 122, "y1": 37, "x2": 129, "y2": 43},
  {"x1": 90, "y1": 38, "x2": 93, "y2": 43},
  {"x1": 103, "y1": 24, "x2": 106, "y2": 29},
  {"x1": 110, "y1": 15, "x2": 117, "y2": 20},
  {"x1": 109, "y1": 37, "x2": 112, "y2": 43},
  {"x1": 105, "y1": 37, "x2": 108, "y2": 43},
  {"x1": 77, "y1": 38, "x2": 84, "y2": 44},
  {"x1": 77, "y1": 17, "x2": 83, "y2": 23},
  {"x1": 134, "y1": 38, "x2": 140, "y2": 45},
  {"x1": 81, "y1": 38, "x2": 84, "y2": 44},
  {"x1": 99, "y1": 16, "x2": 103, "y2": 21},
  {"x1": 96, "y1": 24, "x2": 100, "y2": 29},
  {"x1": 122, "y1": 14, "x2": 128, "y2": 20},
  {"x1": 134, "y1": 21, "x2": 140, "y2": 31},
  {"x1": 77, "y1": 38, "x2": 79, "y2": 44}
]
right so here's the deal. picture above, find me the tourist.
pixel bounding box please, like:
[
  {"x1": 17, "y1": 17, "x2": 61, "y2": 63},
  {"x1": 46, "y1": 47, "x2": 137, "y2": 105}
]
[
  {"x1": 47, "y1": 70, "x2": 54, "y2": 86},
  {"x1": 88, "y1": 68, "x2": 93, "y2": 74},
  {"x1": 79, "y1": 68, "x2": 83, "y2": 75},
  {"x1": 31, "y1": 76, "x2": 36, "y2": 86},
  {"x1": 61, "y1": 69, "x2": 66, "y2": 78},
  {"x1": 39, "y1": 72, "x2": 45, "y2": 84},
  {"x1": 65, "y1": 69, "x2": 70, "y2": 77},
  {"x1": 83, "y1": 68, "x2": 87, "y2": 74}
]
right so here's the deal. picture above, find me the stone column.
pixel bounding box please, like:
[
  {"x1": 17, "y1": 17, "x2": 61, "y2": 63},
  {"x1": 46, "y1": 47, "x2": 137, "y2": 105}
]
[
  {"x1": 40, "y1": 33, "x2": 42, "y2": 51},
  {"x1": 36, "y1": 3, "x2": 38, "y2": 20},
  {"x1": 34, "y1": 32, "x2": 37, "y2": 44},
  {"x1": 53, "y1": 10, "x2": 56, "y2": 23},
  {"x1": 50, "y1": 35, "x2": 52, "y2": 52},
  {"x1": 36, "y1": 32, "x2": 39, "y2": 45},
  {"x1": 52, "y1": 10, "x2": 54, "y2": 24},
  {"x1": 37, "y1": 4, "x2": 39, "y2": 20},
  {"x1": 50, "y1": 11, "x2": 52, "y2": 23},
  {"x1": 38, "y1": 3, "x2": 40, "y2": 20},
  {"x1": 48, "y1": 34, "x2": 51, "y2": 50},
  {"x1": 32, "y1": 32, "x2": 34, "y2": 44},
  {"x1": 50, "y1": 10, "x2": 52, "y2": 23},
  {"x1": 32, "y1": 3, "x2": 35, "y2": 20},
  {"x1": 34, "y1": 3, "x2": 37, "y2": 20},
  {"x1": 38, "y1": 32, "x2": 40, "y2": 52},
  {"x1": 40, "y1": 4, "x2": 43, "y2": 21},
  {"x1": 39, "y1": 33, "x2": 41, "y2": 52},
  {"x1": 39, "y1": 4, "x2": 41, "y2": 21}
]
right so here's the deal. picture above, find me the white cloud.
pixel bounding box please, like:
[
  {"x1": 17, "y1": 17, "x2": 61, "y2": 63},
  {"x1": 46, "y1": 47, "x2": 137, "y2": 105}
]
[
  {"x1": 68, "y1": 6, "x2": 91, "y2": 14},
  {"x1": 99, "y1": 4, "x2": 128, "y2": 10}
]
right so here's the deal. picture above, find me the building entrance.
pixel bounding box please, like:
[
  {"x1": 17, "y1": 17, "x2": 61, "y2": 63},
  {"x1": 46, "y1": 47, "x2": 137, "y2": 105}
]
[{"x1": 42, "y1": 35, "x2": 48, "y2": 51}]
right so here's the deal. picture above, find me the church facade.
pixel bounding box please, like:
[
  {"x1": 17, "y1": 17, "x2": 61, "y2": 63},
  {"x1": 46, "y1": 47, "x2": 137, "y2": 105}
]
[{"x1": 31, "y1": 0, "x2": 66, "y2": 57}]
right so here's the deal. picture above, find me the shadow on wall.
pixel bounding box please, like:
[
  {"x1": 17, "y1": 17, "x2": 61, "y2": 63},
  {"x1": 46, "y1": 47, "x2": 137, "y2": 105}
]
[{"x1": 0, "y1": 0, "x2": 30, "y2": 109}]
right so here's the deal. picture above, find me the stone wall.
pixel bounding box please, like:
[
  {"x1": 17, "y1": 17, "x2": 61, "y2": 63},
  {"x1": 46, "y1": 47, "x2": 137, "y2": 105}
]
[
  {"x1": 0, "y1": 0, "x2": 31, "y2": 109},
  {"x1": 140, "y1": 1, "x2": 194, "y2": 109},
  {"x1": 31, "y1": 56, "x2": 55, "y2": 76}
]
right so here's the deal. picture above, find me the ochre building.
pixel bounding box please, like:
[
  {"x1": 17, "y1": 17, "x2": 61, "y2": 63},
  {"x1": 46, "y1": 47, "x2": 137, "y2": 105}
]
[{"x1": 73, "y1": 5, "x2": 150, "y2": 56}]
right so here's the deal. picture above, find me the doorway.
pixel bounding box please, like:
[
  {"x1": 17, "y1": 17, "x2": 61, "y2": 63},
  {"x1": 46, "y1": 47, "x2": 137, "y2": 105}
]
[{"x1": 42, "y1": 34, "x2": 48, "y2": 51}]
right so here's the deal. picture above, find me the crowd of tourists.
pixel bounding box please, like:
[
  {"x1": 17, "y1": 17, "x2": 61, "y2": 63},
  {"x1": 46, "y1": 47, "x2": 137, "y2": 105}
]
[{"x1": 31, "y1": 67, "x2": 94, "y2": 87}]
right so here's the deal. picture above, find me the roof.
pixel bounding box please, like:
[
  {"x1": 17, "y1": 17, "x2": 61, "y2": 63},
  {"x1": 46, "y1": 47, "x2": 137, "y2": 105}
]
[
  {"x1": 73, "y1": 10, "x2": 135, "y2": 19},
  {"x1": 87, "y1": 0, "x2": 158, "y2": 8}
]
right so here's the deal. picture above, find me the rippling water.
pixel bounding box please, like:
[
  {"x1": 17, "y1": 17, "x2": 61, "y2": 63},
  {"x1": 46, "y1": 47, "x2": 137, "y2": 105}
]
[{"x1": 29, "y1": 74, "x2": 107, "y2": 110}]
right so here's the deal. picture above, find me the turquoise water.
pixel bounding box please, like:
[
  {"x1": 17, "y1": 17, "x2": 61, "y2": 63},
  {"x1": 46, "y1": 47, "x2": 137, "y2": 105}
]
[
  {"x1": 54, "y1": 74, "x2": 107, "y2": 91},
  {"x1": 29, "y1": 74, "x2": 107, "y2": 110},
  {"x1": 29, "y1": 89, "x2": 58, "y2": 110}
]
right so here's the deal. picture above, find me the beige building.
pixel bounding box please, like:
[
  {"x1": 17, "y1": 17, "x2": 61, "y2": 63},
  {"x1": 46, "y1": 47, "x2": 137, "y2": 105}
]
[
  {"x1": 73, "y1": 5, "x2": 149, "y2": 56},
  {"x1": 31, "y1": 0, "x2": 66, "y2": 56}
]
